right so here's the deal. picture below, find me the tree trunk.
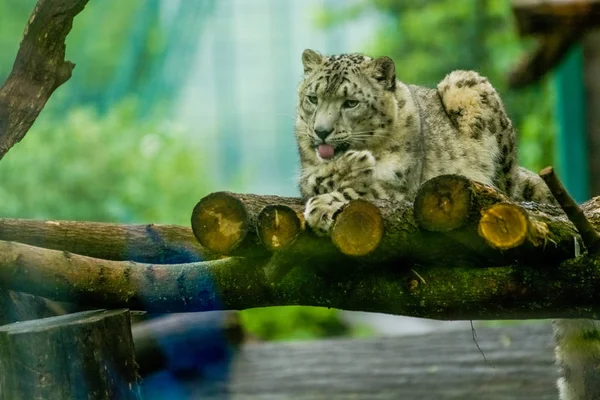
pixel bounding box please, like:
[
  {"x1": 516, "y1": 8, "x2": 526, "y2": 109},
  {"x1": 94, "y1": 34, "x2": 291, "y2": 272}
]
[{"x1": 0, "y1": 309, "x2": 140, "y2": 400}]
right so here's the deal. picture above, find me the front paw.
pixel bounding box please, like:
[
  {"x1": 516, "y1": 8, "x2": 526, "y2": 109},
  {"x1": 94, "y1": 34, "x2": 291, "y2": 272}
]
[
  {"x1": 339, "y1": 150, "x2": 376, "y2": 169},
  {"x1": 304, "y1": 193, "x2": 346, "y2": 236}
]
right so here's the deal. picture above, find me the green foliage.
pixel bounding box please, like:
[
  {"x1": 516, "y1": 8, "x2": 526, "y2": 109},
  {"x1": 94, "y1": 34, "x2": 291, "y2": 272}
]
[
  {"x1": 318, "y1": 0, "x2": 556, "y2": 172},
  {"x1": 0, "y1": 0, "x2": 33, "y2": 78},
  {"x1": 241, "y1": 306, "x2": 372, "y2": 341},
  {"x1": 0, "y1": 0, "x2": 167, "y2": 114},
  {"x1": 0, "y1": 99, "x2": 211, "y2": 224}
]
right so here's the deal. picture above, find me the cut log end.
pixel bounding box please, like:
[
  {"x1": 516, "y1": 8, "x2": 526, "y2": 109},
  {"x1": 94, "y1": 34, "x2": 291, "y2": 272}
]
[
  {"x1": 257, "y1": 205, "x2": 304, "y2": 251},
  {"x1": 331, "y1": 200, "x2": 383, "y2": 256},
  {"x1": 478, "y1": 203, "x2": 529, "y2": 250},
  {"x1": 414, "y1": 175, "x2": 473, "y2": 232},
  {"x1": 191, "y1": 192, "x2": 248, "y2": 255}
]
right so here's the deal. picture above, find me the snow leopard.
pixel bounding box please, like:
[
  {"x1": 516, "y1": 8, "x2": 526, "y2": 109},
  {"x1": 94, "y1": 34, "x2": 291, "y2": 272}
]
[
  {"x1": 294, "y1": 49, "x2": 599, "y2": 400},
  {"x1": 295, "y1": 49, "x2": 547, "y2": 234}
]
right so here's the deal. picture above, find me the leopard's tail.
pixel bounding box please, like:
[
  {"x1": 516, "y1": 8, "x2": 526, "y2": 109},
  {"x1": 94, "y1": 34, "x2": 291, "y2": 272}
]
[
  {"x1": 513, "y1": 168, "x2": 600, "y2": 400},
  {"x1": 554, "y1": 319, "x2": 600, "y2": 399}
]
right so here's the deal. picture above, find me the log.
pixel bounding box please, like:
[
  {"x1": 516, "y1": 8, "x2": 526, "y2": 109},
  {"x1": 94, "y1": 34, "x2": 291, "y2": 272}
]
[
  {"x1": 331, "y1": 200, "x2": 383, "y2": 256},
  {"x1": 257, "y1": 204, "x2": 305, "y2": 252},
  {"x1": 191, "y1": 190, "x2": 497, "y2": 265},
  {"x1": 413, "y1": 175, "x2": 578, "y2": 262},
  {"x1": 414, "y1": 175, "x2": 508, "y2": 232},
  {"x1": 191, "y1": 192, "x2": 304, "y2": 257},
  {"x1": 0, "y1": 218, "x2": 211, "y2": 263},
  {"x1": 4, "y1": 237, "x2": 600, "y2": 319},
  {"x1": 0, "y1": 309, "x2": 140, "y2": 400},
  {"x1": 479, "y1": 203, "x2": 530, "y2": 250},
  {"x1": 195, "y1": 184, "x2": 581, "y2": 266},
  {"x1": 0, "y1": 240, "x2": 268, "y2": 313},
  {"x1": 0, "y1": 0, "x2": 90, "y2": 159},
  {"x1": 478, "y1": 202, "x2": 559, "y2": 251}
]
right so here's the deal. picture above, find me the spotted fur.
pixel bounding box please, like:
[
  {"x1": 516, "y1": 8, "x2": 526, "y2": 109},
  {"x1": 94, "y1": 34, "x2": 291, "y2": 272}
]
[{"x1": 296, "y1": 49, "x2": 519, "y2": 233}]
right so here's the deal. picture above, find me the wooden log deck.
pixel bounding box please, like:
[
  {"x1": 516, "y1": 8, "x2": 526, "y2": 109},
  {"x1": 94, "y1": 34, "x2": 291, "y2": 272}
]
[{"x1": 141, "y1": 322, "x2": 559, "y2": 400}]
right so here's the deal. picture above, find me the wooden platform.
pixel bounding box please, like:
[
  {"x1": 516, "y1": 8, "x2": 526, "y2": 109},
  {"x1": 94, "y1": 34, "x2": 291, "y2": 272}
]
[{"x1": 142, "y1": 322, "x2": 559, "y2": 400}]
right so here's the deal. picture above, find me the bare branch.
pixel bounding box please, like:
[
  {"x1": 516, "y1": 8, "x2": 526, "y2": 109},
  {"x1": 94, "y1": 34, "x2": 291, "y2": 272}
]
[
  {"x1": 540, "y1": 166, "x2": 600, "y2": 252},
  {"x1": 2, "y1": 238, "x2": 600, "y2": 320},
  {"x1": 0, "y1": 218, "x2": 213, "y2": 263},
  {"x1": 0, "y1": 0, "x2": 89, "y2": 159}
]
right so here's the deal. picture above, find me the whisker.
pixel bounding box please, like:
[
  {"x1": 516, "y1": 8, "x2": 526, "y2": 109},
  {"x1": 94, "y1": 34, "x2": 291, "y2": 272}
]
[{"x1": 352, "y1": 131, "x2": 402, "y2": 146}]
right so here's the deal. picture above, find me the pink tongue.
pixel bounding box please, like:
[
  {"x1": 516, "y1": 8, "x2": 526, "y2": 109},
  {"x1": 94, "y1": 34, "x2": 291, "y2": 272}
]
[{"x1": 318, "y1": 144, "x2": 335, "y2": 159}]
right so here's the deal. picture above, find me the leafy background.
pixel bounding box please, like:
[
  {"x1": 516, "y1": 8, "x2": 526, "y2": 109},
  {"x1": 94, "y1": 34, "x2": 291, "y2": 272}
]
[{"x1": 0, "y1": 0, "x2": 555, "y2": 340}]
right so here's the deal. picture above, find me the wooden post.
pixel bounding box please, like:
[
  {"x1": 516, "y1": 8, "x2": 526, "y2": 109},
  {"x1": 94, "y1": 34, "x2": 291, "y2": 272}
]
[
  {"x1": 0, "y1": 309, "x2": 141, "y2": 400},
  {"x1": 584, "y1": 29, "x2": 600, "y2": 197}
]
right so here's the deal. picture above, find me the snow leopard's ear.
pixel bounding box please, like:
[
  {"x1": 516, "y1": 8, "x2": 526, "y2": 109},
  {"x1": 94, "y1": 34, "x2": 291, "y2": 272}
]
[
  {"x1": 302, "y1": 49, "x2": 324, "y2": 74},
  {"x1": 366, "y1": 56, "x2": 396, "y2": 91}
]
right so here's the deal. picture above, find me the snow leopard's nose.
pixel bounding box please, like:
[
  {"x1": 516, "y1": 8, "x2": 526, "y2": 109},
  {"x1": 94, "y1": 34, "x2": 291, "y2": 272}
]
[{"x1": 314, "y1": 127, "x2": 334, "y2": 141}]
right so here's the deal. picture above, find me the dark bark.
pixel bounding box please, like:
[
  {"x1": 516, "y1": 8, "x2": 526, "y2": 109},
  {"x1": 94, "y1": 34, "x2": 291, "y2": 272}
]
[
  {"x1": 0, "y1": 218, "x2": 212, "y2": 263},
  {"x1": 508, "y1": 0, "x2": 600, "y2": 88},
  {"x1": 0, "y1": 0, "x2": 89, "y2": 159},
  {"x1": 2, "y1": 237, "x2": 600, "y2": 320},
  {"x1": 512, "y1": 0, "x2": 600, "y2": 36},
  {"x1": 541, "y1": 166, "x2": 600, "y2": 252},
  {"x1": 584, "y1": 29, "x2": 600, "y2": 197},
  {"x1": 0, "y1": 309, "x2": 140, "y2": 400}
]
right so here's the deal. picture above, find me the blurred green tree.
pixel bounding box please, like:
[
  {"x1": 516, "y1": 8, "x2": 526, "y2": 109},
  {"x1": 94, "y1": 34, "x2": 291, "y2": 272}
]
[
  {"x1": 317, "y1": 0, "x2": 556, "y2": 172},
  {"x1": 0, "y1": 100, "x2": 211, "y2": 224}
]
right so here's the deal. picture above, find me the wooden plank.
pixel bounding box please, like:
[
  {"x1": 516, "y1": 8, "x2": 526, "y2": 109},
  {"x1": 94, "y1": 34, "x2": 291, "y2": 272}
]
[
  {"x1": 0, "y1": 309, "x2": 140, "y2": 400},
  {"x1": 142, "y1": 322, "x2": 559, "y2": 400}
]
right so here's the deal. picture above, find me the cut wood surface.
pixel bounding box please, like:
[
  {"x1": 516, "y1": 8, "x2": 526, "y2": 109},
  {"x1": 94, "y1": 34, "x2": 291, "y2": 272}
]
[
  {"x1": 143, "y1": 323, "x2": 558, "y2": 400},
  {"x1": 414, "y1": 174, "x2": 508, "y2": 232},
  {"x1": 192, "y1": 192, "x2": 304, "y2": 258},
  {"x1": 0, "y1": 0, "x2": 90, "y2": 159},
  {"x1": 257, "y1": 204, "x2": 305, "y2": 252},
  {"x1": 478, "y1": 202, "x2": 562, "y2": 252},
  {"x1": 190, "y1": 176, "x2": 580, "y2": 265},
  {"x1": 331, "y1": 199, "x2": 384, "y2": 256},
  {"x1": 0, "y1": 309, "x2": 140, "y2": 400}
]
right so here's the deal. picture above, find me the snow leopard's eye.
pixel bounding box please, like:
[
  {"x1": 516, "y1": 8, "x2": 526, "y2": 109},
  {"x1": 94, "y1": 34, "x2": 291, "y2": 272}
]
[
  {"x1": 342, "y1": 99, "x2": 359, "y2": 109},
  {"x1": 307, "y1": 95, "x2": 318, "y2": 105}
]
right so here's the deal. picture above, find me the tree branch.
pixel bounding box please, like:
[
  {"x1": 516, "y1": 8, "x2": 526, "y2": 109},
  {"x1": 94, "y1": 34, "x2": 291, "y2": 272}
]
[
  {"x1": 1, "y1": 238, "x2": 600, "y2": 320},
  {"x1": 0, "y1": 0, "x2": 89, "y2": 159},
  {"x1": 540, "y1": 166, "x2": 600, "y2": 252},
  {"x1": 193, "y1": 176, "x2": 582, "y2": 268},
  {"x1": 1, "y1": 175, "x2": 597, "y2": 320},
  {"x1": 0, "y1": 218, "x2": 213, "y2": 263}
]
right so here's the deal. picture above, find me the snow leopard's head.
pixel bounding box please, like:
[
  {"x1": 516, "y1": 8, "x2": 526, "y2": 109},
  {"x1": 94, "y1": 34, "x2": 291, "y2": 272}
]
[{"x1": 296, "y1": 49, "x2": 398, "y2": 164}]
